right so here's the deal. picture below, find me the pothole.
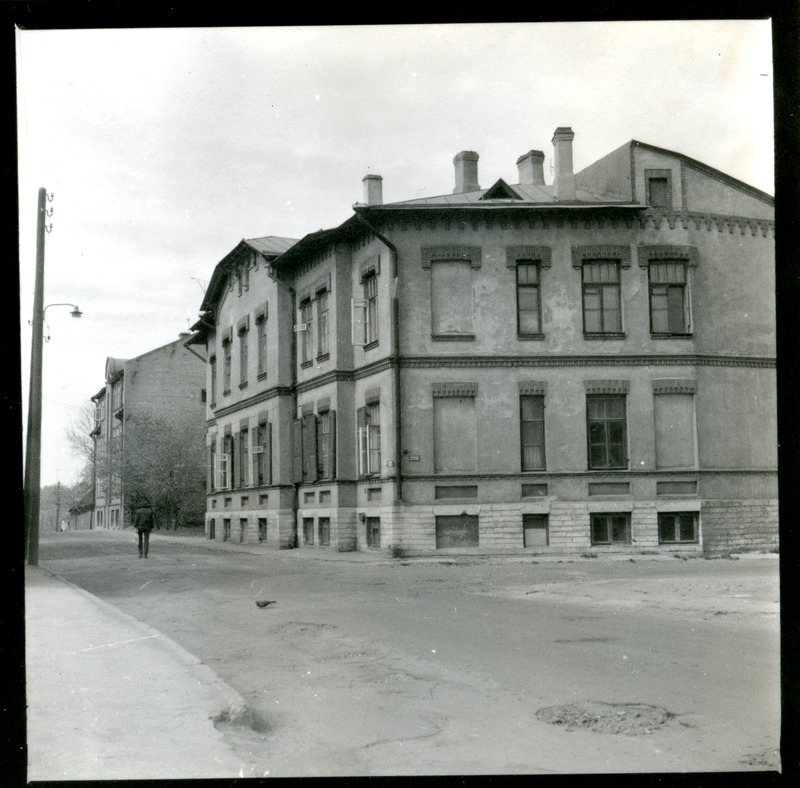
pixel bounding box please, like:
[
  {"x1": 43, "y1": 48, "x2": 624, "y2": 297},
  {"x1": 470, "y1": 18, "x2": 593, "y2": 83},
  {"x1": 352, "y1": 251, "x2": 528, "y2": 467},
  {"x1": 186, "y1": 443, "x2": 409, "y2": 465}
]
[
  {"x1": 213, "y1": 705, "x2": 272, "y2": 734},
  {"x1": 536, "y1": 701, "x2": 677, "y2": 735}
]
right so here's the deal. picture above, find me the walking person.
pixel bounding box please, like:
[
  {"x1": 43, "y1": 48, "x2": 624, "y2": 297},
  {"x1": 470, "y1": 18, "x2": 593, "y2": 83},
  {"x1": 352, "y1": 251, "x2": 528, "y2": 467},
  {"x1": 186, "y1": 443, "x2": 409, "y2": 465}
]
[{"x1": 134, "y1": 503, "x2": 155, "y2": 558}]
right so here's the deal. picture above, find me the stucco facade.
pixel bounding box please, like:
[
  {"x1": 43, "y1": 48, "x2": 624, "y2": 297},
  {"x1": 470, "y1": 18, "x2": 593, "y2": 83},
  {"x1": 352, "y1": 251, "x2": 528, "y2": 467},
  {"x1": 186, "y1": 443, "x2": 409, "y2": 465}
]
[{"x1": 193, "y1": 127, "x2": 776, "y2": 556}]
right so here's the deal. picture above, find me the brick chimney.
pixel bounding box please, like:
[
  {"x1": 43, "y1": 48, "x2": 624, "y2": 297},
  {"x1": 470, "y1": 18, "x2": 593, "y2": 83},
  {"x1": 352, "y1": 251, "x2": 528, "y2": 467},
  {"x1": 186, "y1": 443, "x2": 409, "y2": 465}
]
[
  {"x1": 362, "y1": 174, "x2": 383, "y2": 206},
  {"x1": 517, "y1": 150, "x2": 546, "y2": 186},
  {"x1": 551, "y1": 127, "x2": 576, "y2": 200},
  {"x1": 453, "y1": 150, "x2": 480, "y2": 194}
]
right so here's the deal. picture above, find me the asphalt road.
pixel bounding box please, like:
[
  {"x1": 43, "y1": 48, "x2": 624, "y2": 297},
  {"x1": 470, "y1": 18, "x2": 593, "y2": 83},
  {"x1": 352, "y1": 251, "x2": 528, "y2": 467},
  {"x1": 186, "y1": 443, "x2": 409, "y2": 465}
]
[{"x1": 38, "y1": 531, "x2": 781, "y2": 777}]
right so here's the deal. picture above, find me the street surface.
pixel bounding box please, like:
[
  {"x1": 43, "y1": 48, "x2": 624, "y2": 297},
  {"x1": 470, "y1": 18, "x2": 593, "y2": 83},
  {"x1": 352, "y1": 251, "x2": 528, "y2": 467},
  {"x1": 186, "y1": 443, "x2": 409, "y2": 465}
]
[{"x1": 36, "y1": 530, "x2": 781, "y2": 777}]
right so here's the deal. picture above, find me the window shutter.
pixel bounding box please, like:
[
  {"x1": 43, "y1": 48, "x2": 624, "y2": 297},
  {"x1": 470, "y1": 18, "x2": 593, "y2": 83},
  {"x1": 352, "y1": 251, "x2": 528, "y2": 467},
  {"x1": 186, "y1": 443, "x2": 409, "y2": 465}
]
[
  {"x1": 265, "y1": 422, "x2": 273, "y2": 485},
  {"x1": 303, "y1": 413, "x2": 318, "y2": 482},
  {"x1": 291, "y1": 419, "x2": 304, "y2": 483},
  {"x1": 357, "y1": 406, "x2": 367, "y2": 476},
  {"x1": 327, "y1": 410, "x2": 336, "y2": 480},
  {"x1": 352, "y1": 299, "x2": 368, "y2": 346}
]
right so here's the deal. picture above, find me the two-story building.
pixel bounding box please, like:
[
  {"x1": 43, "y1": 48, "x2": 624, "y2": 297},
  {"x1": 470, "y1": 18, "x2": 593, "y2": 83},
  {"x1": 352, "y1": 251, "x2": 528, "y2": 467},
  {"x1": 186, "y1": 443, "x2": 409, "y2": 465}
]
[{"x1": 195, "y1": 126, "x2": 776, "y2": 556}]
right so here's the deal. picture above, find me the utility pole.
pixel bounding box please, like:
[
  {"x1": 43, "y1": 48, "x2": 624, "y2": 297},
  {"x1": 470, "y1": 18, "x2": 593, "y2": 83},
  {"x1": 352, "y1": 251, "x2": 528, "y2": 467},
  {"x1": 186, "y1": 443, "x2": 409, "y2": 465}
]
[
  {"x1": 24, "y1": 188, "x2": 48, "y2": 566},
  {"x1": 55, "y1": 481, "x2": 61, "y2": 532}
]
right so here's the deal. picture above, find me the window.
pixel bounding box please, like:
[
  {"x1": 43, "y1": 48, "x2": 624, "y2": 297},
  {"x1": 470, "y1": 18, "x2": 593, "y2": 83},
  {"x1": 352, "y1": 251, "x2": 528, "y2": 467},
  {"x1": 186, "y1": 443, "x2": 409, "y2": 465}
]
[
  {"x1": 590, "y1": 513, "x2": 631, "y2": 545},
  {"x1": 238, "y1": 428, "x2": 249, "y2": 487},
  {"x1": 435, "y1": 515, "x2": 479, "y2": 549},
  {"x1": 366, "y1": 517, "x2": 381, "y2": 548},
  {"x1": 646, "y1": 173, "x2": 673, "y2": 209},
  {"x1": 658, "y1": 512, "x2": 698, "y2": 543},
  {"x1": 357, "y1": 403, "x2": 381, "y2": 476},
  {"x1": 523, "y1": 514, "x2": 549, "y2": 547},
  {"x1": 222, "y1": 338, "x2": 232, "y2": 393},
  {"x1": 300, "y1": 300, "x2": 313, "y2": 363},
  {"x1": 433, "y1": 395, "x2": 477, "y2": 472},
  {"x1": 208, "y1": 519, "x2": 215, "y2": 540},
  {"x1": 363, "y1": 274, "x2": 379, "y2": 345},
  {"x1": 256, "y1": 316, "x2": 267, "y2": 376},
  {"x1": 520, "y1": 395, "x2": 546, "y2": 470},
  {"x1": 223, "y1": 519, "x2": 231, "y2": 542},
  {"x1": 517, "y1": 262, "x2": 541, "y2": 335},
  {"x1": 582, "y1": 262, "x2": 622, "y2": 335},
  {"x1": 431, "y1": 261, "x2": 473, "y2": 337},
  {"x1": 319, "y1": 517, "x2": 331, "y2": 546},
  {"x1": 303, "y1": 517, "x2": 315, "y2": 545},
  {"x1": 317, "y1": 290, "x2": 329, "y2": 357},
  {"x1": 258, "y1": 518, "x2": 267, "y2": 543},
  {"x1": 209, "y1": 356, "x2": 217, "y2": 404},
  {"x1": 654, "y1": 392, "x2": 696, "y2": 469},
  {"x1": 253, "y1": 421, "x2": 272, "y2": 486},
  {"x1": 649, "y1": 262, "x2": 690, "y2": 335},
  {"x1": 587, "y1": 395, "x2": 628, "y2": 469},
  {"x1": 239, "y1": 327, "x2": 249, "y2": 387},
  {"x1": 317, "y1": 411, "x2": 336, "y2": 480}
]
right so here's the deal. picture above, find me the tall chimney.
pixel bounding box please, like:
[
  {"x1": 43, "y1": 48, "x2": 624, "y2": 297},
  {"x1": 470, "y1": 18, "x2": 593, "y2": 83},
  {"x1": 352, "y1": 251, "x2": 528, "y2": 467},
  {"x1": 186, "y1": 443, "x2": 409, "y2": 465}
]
[
  {"x1": 453, "y1": 150, "x2": 480, "y2": 194},
  {"x1": 362, "y1": 174, "x2": 383, "y2": 206},
  {"x1": 551, "y1": 127, "x2": 576, "y2": 200},
  {"x1": 517, "y1": 150, "x2": 545, "y2": 186}
]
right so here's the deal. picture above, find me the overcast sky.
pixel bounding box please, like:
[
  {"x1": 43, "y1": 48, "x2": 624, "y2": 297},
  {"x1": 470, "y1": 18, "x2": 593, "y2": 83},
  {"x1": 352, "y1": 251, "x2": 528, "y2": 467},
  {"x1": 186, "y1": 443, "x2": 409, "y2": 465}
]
[{"x1": 17, "y1": 21, "x2": 774, "y2": 488}]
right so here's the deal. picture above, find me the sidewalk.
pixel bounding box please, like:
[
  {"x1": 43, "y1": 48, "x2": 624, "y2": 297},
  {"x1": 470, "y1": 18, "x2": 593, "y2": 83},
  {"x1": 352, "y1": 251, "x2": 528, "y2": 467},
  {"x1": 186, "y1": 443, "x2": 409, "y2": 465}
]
[{"x1": 25, "y1": 565, "x2": 250, "y2": 781}]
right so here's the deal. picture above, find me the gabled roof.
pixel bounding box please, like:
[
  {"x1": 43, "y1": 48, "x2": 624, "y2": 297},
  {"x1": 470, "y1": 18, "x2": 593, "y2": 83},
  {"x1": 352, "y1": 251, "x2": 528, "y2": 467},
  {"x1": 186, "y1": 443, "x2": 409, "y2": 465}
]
[
  {"x1": 480, "y1": 178, "x2": 523, "y2": 200},
  {"x1": 200, "y1": 235, "x2": 299, "y2": 314}
]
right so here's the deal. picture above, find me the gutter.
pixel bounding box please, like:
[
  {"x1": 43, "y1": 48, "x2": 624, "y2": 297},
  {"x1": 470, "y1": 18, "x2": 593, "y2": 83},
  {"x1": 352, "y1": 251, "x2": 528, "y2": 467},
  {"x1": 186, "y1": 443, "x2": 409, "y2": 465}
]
[{"x1": 353, "y1": 208, "x2": 402, "y2": 503}]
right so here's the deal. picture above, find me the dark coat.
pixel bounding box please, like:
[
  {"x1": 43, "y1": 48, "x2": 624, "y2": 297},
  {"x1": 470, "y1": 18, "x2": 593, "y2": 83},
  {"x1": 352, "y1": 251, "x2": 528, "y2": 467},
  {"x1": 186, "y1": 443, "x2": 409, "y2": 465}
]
[{"x1": 134, "y1": 507, "x2": 155, "y2": 532}]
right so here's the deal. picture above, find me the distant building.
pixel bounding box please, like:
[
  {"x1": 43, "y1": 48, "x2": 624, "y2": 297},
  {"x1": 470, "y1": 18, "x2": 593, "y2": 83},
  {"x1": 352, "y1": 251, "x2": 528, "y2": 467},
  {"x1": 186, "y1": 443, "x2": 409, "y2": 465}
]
[
  {"x1": 90, "y1": 337, "x2": 206, "y2": 529},
  {"x1": 190, "y1": 126, "x2": 776, "y2": 555}
]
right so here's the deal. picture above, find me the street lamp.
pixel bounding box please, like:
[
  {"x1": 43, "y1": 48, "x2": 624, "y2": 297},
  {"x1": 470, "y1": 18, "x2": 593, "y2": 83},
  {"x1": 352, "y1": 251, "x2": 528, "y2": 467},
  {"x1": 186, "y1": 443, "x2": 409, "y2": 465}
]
[{"x1": 23, "y1": 187, "x2": 83, "y2": 566}]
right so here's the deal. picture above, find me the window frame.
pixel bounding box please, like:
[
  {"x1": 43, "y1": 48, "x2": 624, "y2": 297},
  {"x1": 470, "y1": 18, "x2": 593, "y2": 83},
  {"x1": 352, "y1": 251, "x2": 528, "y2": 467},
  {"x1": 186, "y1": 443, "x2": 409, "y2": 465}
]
[
  {"x1": 256, "y1": 315, "x2": 267, "y2": 377},
  {"x1": 648, "y1": 261, "x2": 691, "y2": 336},
  {"x1": 658, "y1": 512, "x2": 699, "y2": 544},
  {"x1": 238, "y1": 326, "x2": 249, "y2": 387},
  {"x1": 299, "y1": 299, "x2": 314, "y2": 364},
  {"x1": 581, "y1": 260, "x2": 623, "y2": 336},
  {"x1": 516, "y1": 261, "x2": 542, "y2": 337},
  {"x1": 317, "y1": 290, "x2": 330, "y2": 358},
  {"x1": 586, "y1": 394, "x2": 629, "y2": 470},
  {"x1": 222, "y1": 338, "x2": 232, "y2": 394},
  {"x1": 590, "y1": 512, "x2": 631, "y2": 545},
  {"x1": 520, "y1": 394, "x2": 546, "y2": 471},
  {"x1": 357, "y1": 403, "x2": 381, "y2": 477},
  {"x1": 364, "y1": 273, "x2": 378, "y2": 346}
]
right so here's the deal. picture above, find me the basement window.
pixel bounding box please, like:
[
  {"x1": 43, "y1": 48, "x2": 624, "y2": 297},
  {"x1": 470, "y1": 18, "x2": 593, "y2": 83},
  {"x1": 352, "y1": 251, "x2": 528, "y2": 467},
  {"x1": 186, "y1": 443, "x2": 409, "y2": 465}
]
[
  {"x1": 590, "y1": 513, "x2": 631, "y2": 545},
  {"x1": 658, "y1": 512, "x2": 698, "y2": 544}
]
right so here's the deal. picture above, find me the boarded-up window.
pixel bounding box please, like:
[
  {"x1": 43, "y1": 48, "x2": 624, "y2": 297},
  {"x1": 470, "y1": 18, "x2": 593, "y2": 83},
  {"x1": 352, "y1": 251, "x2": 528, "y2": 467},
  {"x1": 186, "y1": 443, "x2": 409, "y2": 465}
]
[
  {"x1": 654, "y1": 394, "x2": 695, "y2": 468},
  {"x1": 433, "y1": 397, "x2": 476, "y2": 471},
  {"x1": 436, "y1": 515, "x2": 479, "y2": 548},
  {"x1": 431, "y1": 261, "x2": 473, "y2": 336}
]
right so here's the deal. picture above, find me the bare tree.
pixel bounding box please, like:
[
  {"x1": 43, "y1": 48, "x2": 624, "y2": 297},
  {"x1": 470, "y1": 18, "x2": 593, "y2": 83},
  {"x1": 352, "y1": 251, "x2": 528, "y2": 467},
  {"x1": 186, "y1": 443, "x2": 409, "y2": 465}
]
[{"x1": 64, "y1": 402, "x2": 97, "y2": 465}]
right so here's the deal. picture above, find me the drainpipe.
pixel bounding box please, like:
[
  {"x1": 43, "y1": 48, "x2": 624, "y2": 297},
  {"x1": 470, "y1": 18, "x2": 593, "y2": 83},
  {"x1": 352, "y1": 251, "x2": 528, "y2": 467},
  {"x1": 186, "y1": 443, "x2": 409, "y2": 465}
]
[{"x1": 353, "y1": 209, "x2": 402, "y2": 503}]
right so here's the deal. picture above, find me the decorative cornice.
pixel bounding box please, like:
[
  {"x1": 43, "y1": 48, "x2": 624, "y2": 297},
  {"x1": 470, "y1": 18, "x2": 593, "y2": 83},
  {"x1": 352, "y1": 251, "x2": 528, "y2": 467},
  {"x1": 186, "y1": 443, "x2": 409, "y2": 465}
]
[
  {"x1": 372, "y1": 208, "x2": 773, "y2": 236},
  {"x1": 506, "y1": 246, "x2": 552, "y2": 269},
  {"x1": 652, "y1": 378, "x2": 696, "y2": 394},
  {"x1": 431, "y1": 382, "x2": 479, "y2": 398},
  {"x1": 400, "y1": 354, "x2": 775, "y2": 370},
  {"x1": 584, "y1": 379, "x2": 630, "y2": 394},
  {"x1": 572, "y1": 245, "x2": 632, "y2": 269},
  {"x1": 637, "y1": 244, "x2": 699, "y2": 267},
  {"x1": 421, "y1": 245, "x2": 482, "y2": 269},
  {"x1": 518, "y1": 380, "x2": 548, "y2": 395}
]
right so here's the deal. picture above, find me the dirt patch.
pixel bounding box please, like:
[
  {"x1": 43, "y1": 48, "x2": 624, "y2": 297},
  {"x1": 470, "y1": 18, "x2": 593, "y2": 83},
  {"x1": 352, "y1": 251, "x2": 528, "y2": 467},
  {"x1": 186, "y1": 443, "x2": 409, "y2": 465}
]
[
  {"x1": 213, "y1": 705, "x2": 273, "y2": 734},
  {"x1": 536, "y1": 701, "x2": 678, "y2": 735}
]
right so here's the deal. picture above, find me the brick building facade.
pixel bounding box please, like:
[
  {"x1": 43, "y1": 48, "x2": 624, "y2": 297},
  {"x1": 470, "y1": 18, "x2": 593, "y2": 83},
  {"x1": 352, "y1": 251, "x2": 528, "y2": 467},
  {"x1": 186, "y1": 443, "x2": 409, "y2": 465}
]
[
  {"x1": 90, "y1": 337, "x2": 207, "y2": 529},
  {"x1": 193, "y1": 127, "x2": 776, "y2": 556}
]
